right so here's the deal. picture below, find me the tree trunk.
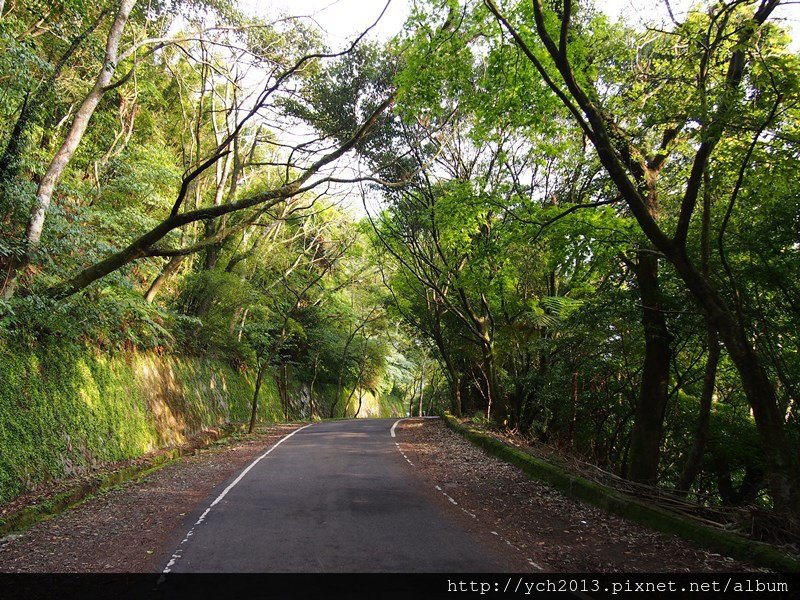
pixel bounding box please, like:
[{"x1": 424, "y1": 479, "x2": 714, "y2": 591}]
[
  {"x1": 248, "y1": 361, "x2": 268, "y2": 434},
  {"x1": 4, "y1": 0, "x2": 136, "y2": 299},
  {"x1": 309, "y1": 354, "x2": 319, "y2": 420},
  {"x1": 448, "y1": 375, "x2": 462, "y2": 417},
  {"x1": 202, "y1": 218, "x2": 223, "y2": 271},
  {"x1": 430, "y1": 317, "x2": 461, "y2": 416},
  {"x1": 274, "y1": 364, "x2": 290, "y2": 422},
  {"x1": 671, "y1": 250, "x2": 799, "y2": 515},
  {"x1": 676, "y1": 168, "x2": 719, "y2": 497},
  {"x1": 354, "y1": 390, "x2": 364, "y2": 419},
  {"x1": 418, "y1": 360, "x2": 425, "y2": 417},
  {"x1": 144, "y1": 255, "x2": 184, "y2": 302},
  {"x1": 676, "y1": 325, "x2": 719, "y2": 496},
  {"x1": 237, "y1": 308, "x2": 248, "y2": 342},
  {"x1": 0, "y1": 10, "x2": 107, "y2": 209},
  {"x1": 568, "y1": 371, "x2": 578, "y2": 448},
  {"x1": 483, "y1": 341, "x2": 505, "y2": 425},
  {"x1": 627, "y1": 252, "x2": 672, "y2": 485},
  {"x1": 228, "y1": 307, "x2": 243, "y2": 336},
  {"x1": 281, "y1": 363, "x2": 289, "y2": 421}
]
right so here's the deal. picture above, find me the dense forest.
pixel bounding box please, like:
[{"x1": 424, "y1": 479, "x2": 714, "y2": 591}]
[{"x1": 1, "y1": 0, "x2": 799, "y2": 532}]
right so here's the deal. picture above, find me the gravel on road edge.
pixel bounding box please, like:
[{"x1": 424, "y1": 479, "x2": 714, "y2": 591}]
[{"x1": 396, "y1": 418, "x2": 759, "y2": 573}]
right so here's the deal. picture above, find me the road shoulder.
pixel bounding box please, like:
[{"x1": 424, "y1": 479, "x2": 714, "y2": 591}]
[{"x1": 395, "y1": 418, "x2": 757, "y2": 572}]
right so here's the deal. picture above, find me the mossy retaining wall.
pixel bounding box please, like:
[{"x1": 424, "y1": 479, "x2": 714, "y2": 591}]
[
  {"x1": 345, "y1": 389, "x2": 405, "y2": 419},
  {"x1": 0, "y1": 343, "x2": 282, "y2": 504}
]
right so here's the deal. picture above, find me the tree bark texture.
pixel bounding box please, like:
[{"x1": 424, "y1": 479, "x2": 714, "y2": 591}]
[
  {"x1": 627, "y1": 252, "x2": 672, "y2": 485},
  {"x1": 4, "y1": 0, "x2": 136, "y2": 299},
  {"x1": 144, "y1": 255, "x2": 184, "y2": 303},
  {"x1": 676, "y1": 325, "x2": 719, "y2": 496}
]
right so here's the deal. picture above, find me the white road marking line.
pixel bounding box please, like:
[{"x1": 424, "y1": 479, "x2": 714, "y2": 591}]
[
  {"x1": 434, "y1": 485, "x2": 459, "y2": 505},
  {"x1": 392, "y1": 422, "x2": 416, "y2": 467},
  {"x1": 161, "y1": 423, "x2": 312, "y2": 574},
  {"x1": 391, "y1": 419, "x2": 544, "y2": 572},
  {"x1": 390, "y1": 418, "x2": 404, "y2": 438}
]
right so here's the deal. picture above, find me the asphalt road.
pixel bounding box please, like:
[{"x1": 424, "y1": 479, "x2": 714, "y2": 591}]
[{"x1": 162, "y1": 418, "x2": 511, "y2": 573}]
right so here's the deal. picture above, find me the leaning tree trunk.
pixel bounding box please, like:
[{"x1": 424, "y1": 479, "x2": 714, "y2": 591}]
[
  {"x1": 437, "y1": 339, "x2": 462, "y2": 416},
  {"x1": 676, "y1": 174, "x2": 719, "y2": 497},
  {"x1": 248, "y1": 361, "x2": 268, "y2": 434},
  {"x1": 354, "y1": 389, "x2": 365, "y2": 419},
  {"x1": 430, "y1": 311, "x2": 461, "y2": 416},
  {"x1": 144, "y1": 255, "x2": 184, "y2": 303},
  {"x1": 671, "y1": 251, "x2": 800, "y2": 515},
  {"x1": 485, "y1": 0, "x2": 797, "y2": 513},
  {"x1": 3, "y1": 0, "x2": 136, "y2": 299},
  {"x1": 627, "y1": 251, "x2": 673, "y2": 485},
  {"x1": 0, "y1": 9, "x2": 107, "y2": 206},
  {"x1": 676, "y1": 325, "x2": 719, "y2": 496}
]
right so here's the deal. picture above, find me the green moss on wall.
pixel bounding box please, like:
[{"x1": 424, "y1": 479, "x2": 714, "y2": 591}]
[
  {"x1": 0, "y1": 342, "x2": 282, "y2": 504},
  {"x1": 345, "y1": 388, "x2": 405, "y2": 418}
]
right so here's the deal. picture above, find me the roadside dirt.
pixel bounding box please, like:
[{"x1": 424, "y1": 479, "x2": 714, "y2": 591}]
[
  {"x1": 395, "y1": 418, "x2": 760, "y2": 573},
  {"x1": 0, "y1": 424, "x2": 300, "y2": 572}
]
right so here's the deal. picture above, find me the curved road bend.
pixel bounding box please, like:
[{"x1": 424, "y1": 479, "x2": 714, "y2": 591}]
[{"x1": 163, "y1": 418, "x2": 514, "y2": 572}]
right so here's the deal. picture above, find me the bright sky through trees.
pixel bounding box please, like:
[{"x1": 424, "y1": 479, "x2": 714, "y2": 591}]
[
  {"x1": 253, "y1": 0, "x2": 798, "y2": 49},
  {"x1": 244, "y1": 0, "x2": 799, "y2": 217}
]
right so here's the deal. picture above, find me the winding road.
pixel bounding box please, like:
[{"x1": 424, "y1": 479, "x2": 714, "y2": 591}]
[{"x1": 162, "y1": 418, "x2": 514, "y2": 573}]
